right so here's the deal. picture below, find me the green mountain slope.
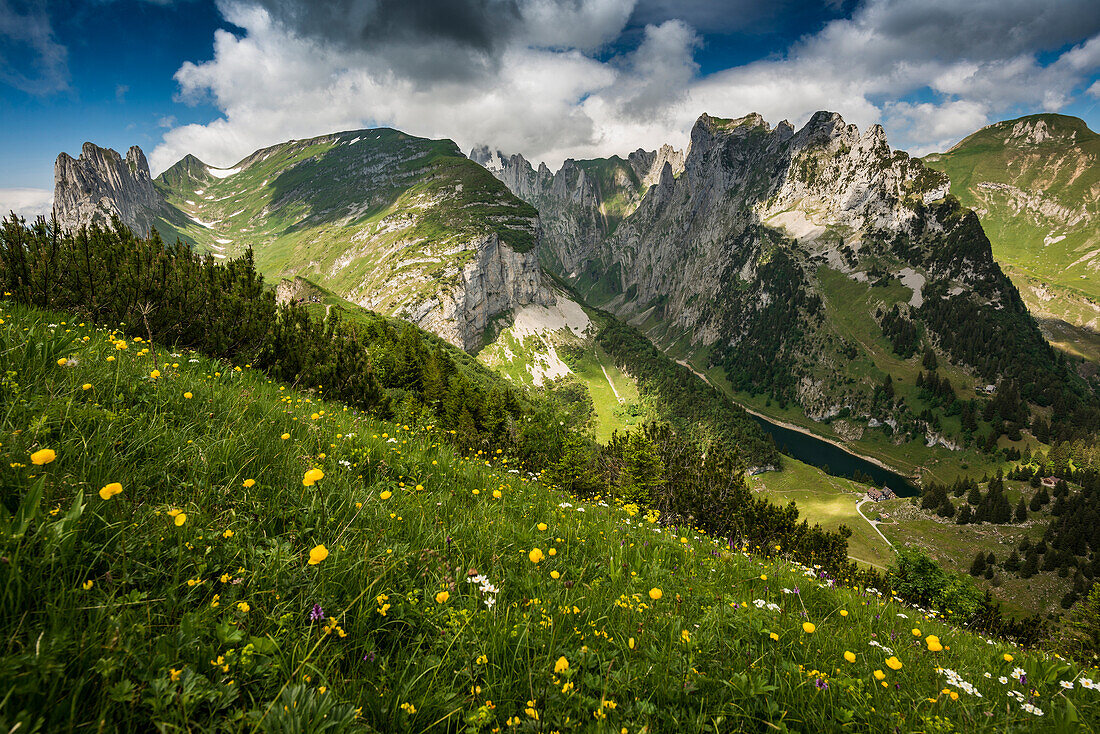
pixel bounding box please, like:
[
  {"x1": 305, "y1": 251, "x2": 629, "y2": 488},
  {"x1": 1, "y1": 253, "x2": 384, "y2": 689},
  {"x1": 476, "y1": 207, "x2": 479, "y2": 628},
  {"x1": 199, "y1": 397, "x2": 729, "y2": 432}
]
[
  {"x1": 2, "y1": 300, "x2": 1096, "y2": 731},
  {"x1": 924, "y1": 114, "x2": 1100, "y2": 360}
]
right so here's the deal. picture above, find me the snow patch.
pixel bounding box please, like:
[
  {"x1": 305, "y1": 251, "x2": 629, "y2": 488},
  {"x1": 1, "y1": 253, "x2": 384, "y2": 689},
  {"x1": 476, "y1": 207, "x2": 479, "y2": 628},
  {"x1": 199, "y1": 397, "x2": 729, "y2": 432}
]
[
  {"x1": 1044, "y1": 233, "x2": 1066, "y2": 246},
  {"x1": 207, "y1": 166, "x2": 241, "y2": 179},
  {"x1": 897, "y1": 267, "x2": 925, "y2": 307},
  {"x1": 347, "y1": 137, "x2": 361, "y2": 145},
  {"x1": 189, "y1": 216, "x2": 216, "y2": 229},
  {"x1": 512, "y1": 298, "x2": 591, "y2": 339},
  {"x1": 211, "y1": 253, "x2": 227, "y2": 259},
  {"x1": 215, "y1": 238, "x2": 232, "y2": 245}
]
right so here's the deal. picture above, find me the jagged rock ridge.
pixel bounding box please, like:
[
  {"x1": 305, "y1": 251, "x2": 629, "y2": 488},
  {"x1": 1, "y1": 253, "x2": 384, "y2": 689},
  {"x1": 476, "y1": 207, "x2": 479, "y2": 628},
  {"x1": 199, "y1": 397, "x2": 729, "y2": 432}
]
[{"x1": 53, "y1": 143, "x2": 162, "y2": 236}]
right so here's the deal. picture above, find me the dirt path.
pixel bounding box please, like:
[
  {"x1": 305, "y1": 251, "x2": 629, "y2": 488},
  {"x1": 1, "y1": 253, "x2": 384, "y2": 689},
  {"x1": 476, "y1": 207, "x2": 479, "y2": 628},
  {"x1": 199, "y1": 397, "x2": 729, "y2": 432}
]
[
  {"x1": 598, "y1": 359, "x2": 623, "y2": 402},
  {"x1": 856, "y1": 498, "x2": 895, "y2": 549}
]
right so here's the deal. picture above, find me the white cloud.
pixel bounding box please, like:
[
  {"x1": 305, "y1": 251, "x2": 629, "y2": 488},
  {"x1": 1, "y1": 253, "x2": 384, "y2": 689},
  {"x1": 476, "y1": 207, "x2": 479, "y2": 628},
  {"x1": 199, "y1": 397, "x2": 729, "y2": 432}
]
[
  {"x1": 0, "y1": 188, "x2": 53, "y2": 219},
  {"x1": 0, "y1": 0, "x2": 69, "y2": 95},
  {"x1": 150, "y1": 0, "x2": 1100, "y2": 173}
]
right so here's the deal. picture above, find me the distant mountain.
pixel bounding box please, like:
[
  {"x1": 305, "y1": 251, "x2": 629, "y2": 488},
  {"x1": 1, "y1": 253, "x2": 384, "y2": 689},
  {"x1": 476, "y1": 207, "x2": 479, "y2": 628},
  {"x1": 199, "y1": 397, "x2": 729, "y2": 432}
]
[
  {"x1": 482, "y1": 111, "x2": 1090, "y2": 462},
  {"x1": 469, "y1": 144, "x2": 684, "y2": 277},
  {"x1": 923, "y1": 114, "x2": 1100, "y2": 360},
  {"x1": 54, "y1": 131, "x2": 554, "y2": 351}
]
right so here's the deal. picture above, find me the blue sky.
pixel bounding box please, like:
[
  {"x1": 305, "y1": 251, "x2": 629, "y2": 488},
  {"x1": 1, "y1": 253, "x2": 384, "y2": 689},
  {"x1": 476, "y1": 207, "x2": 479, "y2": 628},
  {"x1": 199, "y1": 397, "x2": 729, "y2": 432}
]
[{"x1": 2, "y1": 0, "x2": 1099, "y2": 216}]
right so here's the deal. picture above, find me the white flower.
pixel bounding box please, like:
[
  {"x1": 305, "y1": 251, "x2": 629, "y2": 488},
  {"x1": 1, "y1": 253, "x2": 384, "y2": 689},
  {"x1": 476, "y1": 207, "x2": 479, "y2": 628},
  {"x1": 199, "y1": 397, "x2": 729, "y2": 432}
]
[
  {"x1": 998, "y1": 676, "x2": 1008, "y2": 685},
  {"x1": 1060, "y1": 680, "x2": 1074, "y2": 690},
  {"x1": 1020, "y1": 703, "x2": 1043, "y2": 716}
]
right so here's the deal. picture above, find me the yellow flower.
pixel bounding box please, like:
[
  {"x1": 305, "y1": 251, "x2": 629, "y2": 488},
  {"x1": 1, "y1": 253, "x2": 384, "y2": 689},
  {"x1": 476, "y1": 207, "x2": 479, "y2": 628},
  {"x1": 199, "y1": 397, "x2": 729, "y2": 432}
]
[
  {"x1": 99, "y1": 482, "x2": 123, "y2": 500},
  {"x1": 680, "y1": 630, "x2": 690, "y2": 643},
  {"x1": 57, "y1": 357, "x2": 68, "y2": 366},
  {"x1": 82, "y1": 580, "x2": 94, "y2": 590},
  {"x1": 759, "y1": 574, "x2": 767, "y2": 581},
  {"x1": 308, "y1": 544, "x2": 329, "y2": 565},
  {"x1": 912, "y1": 628, "x2": 922, "y2": 637},
  {"x1": 242, "y1": 479, "x2": 255, "y2": 488},
  {"x1": 82, "y1": 383, "x2": 92, "y2": 391},
  {"x1": 183, "y1": 392, "x2": 192, "y2": 399},
  {"x1": 30, "y1": 448, "x2": 56, "y2": 465},
  {"x1": 554, "y1": 656, "x2": 569, "y2": 673},
  {"x1": 106, "y1": 355, "x2": 115, "y2": 362},
  {"x1": 537, "y1": 523, "x2": 548, "y2": 531},
  {"x1": 839, "y1": 610, "x2": 848, "y2": 617},
  {"x1": 435, "y1": 590, "x2": 450, "y2": 604},
  {"x1": 628, "y1": 637, "x2": 635, "y2": 650},
  {"x1": 492, "y1": 489, "x2": 502, "y2": 499},
  {"x1": 885, "y1": 656, "x2": 903, "y2": 671},
  {"x1": 548, "y1": 548, "x2": 556, "y2": 556},
  {"x1": 926, "y1": 635, "x2": 943, "y2": 652},
  {"x1": 223, "y1": 529, "x2": 234, "y2": 539},
  {"x1": 844, "y1": 651, "x2": 856, "y2": 663},
  {"x1": 380, "y1": 490, "x2": 392, "y2": 499},
  {"x1": 303, "y1": 468, "x2": 324, "y2": 486},
  {"x1": 150, "y1": 370, "x2": 160, "y2": 379},
  {"x1": 281, "y1": 432, "x2": 290, "y2": 440},
  {"x1": 874, "y1": 670, "x2": 886, "y2": 681},
  {"x1": 802, "y1": 622, "x2": 816, "y2": 634},
  {"x1": 415, "y1": 484, "x2": 424, "y2": 491},
  {"x1": 550, "y1": 570, "x2": 560, "y2": 579},
  {"x1": 529, "y1": 548, "x2": 545, "y2": 564},
  {"x1": 167, "y1": 508, "x2": 181, "y2": 517},
  {"x1": 115, "y1": 340, "x2": 127, "y2": 350},
  {"x1": 769, "y1": 632, "x2": 779, "y2": 641},
  {"x1": 169, "y1": 668, "x2": 181, "y2": 681},
  {"x1": 649, "y1": 588, "x2": 662, "y2": 600},
  {"x1": 220, "y1": 573, "x2": 231, "y2": 583},
  {"x1": 400, "y1": 702, "x2": 416, "y2": 715},
  {"x1": 237, "y1": 601, "x2": 250, "y2": 613},
  {"x1": 174, "y1": 513, "x2": 187, "y2": 526},
  {"x1": 476, "y1": 654, "x2": 488, "y2": 665},
  {"x1": 1003, "y1": 653, "x2": 1013, "y2": 662}
]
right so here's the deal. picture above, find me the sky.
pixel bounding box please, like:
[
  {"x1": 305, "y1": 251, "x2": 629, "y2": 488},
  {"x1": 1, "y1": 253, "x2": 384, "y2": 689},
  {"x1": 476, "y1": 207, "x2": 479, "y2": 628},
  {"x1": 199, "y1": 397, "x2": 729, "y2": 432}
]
[{"x1": 2, "y1": 0, "x2": 1100, "y2": 218}]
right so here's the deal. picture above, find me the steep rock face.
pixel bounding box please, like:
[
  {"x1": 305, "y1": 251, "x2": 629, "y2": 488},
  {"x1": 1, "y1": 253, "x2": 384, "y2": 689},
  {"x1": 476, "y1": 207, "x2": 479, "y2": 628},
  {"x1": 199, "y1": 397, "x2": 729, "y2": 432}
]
[
  {"x1": 580, "y1": 111, "x2": 1056, "y2": 420},
  {"x1": 53, "y1": 143, "x2": 162, "y2": 236},
  {"x1": 470, "y1": 145, "x2": 683, "y2": 277}
]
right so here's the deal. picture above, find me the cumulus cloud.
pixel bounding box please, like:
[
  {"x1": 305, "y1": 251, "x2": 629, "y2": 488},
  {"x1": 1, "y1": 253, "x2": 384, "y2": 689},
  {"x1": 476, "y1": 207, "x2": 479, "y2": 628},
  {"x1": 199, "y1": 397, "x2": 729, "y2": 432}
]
[
  {"x1": 150, "y1": 0, "x2": 1100, "y2": 173},
  {"x1": 0, "y1": 188, "x2": 53, "y2": 219}
]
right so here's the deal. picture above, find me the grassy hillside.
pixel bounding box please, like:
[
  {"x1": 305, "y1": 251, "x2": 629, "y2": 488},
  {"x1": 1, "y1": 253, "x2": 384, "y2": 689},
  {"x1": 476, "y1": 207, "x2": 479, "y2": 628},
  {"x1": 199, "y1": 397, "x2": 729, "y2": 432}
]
[
  {"x1": 2, "y1": 300, "x2": 1097, "y2": 731},
  {"x1": 924, "y1": 114, "x2": 1100, "y2": 359}
]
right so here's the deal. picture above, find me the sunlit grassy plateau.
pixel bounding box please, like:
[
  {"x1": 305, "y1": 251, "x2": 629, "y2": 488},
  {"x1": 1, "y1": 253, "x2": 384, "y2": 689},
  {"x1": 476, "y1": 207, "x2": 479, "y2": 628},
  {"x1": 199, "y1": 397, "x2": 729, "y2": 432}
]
[{"x1": 1, "y1": 302, "x2": 1097, "y2": 732}]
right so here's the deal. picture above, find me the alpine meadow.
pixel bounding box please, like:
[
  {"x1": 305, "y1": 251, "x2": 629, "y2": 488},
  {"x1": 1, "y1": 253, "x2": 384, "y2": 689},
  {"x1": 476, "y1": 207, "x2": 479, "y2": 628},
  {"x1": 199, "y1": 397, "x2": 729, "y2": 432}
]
[{"x1": 2, "y1": 0, "x2": 1100, "y2": 731}]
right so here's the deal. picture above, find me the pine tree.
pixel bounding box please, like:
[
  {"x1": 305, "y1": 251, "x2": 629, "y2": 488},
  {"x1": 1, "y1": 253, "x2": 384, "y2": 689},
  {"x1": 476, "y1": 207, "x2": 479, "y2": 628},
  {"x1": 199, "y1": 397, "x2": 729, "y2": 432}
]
[
  {"x1": 1015, "y1": 497, "x2": 1028, "y2": 523},
  {"x1": 970, "y1": 552, "x2": 987, "y2": 576}
]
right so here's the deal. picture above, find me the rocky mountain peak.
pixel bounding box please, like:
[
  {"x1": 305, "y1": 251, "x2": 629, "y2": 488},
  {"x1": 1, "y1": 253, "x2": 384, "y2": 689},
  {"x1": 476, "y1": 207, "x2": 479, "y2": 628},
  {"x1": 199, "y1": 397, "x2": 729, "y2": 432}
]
[{"x1": 53, "y1": 142, "x2": 162, "y2": 236}]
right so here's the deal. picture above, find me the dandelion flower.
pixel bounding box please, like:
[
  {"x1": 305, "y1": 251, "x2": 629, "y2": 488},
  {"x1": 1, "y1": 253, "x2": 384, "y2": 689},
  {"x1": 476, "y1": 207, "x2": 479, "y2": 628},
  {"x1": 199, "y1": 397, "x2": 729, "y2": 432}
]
[
  {"x1": 150, "y1": 370, "x2": 160, "y2": 379},
  {"x1": 554, "y1": 656, "x2": 569, "y2": 673},
  {"x1": 174, "y1": 513, "x2": 187, "y2": 526},
  {"x1": 242, "y1": 479, "x2": 255, "y2": 488},
  {"x1": 760, "y1": 574, "x2": 767, "y2": 581},
  {"x1": 309, "y1": 544, "x2": 329, "y2": 565},
  {"x1": 303, "y1": 468, "x2": 324, "y2": 486},
  {"x1": 99, "y1": 482, "x2": 123, "y2": 500},
  {"x1": 529, "y1": 548, "x2": 545, "y2": 564},
  {"x1": 844, "y1": 651, "x2": 856, "y2": 663},
  {"x1": 415, "y1": 484, "x2": 424, "y2": 491},
  {"x1": 30, "y1": 448, "x2": 56, "y2": 465},
  {"x1": 649, "y1": 588, "x2": 662, "y2": 600},
  {"x1": 839, "y1": 610, "x2": 848, "y2": 617},
  {"x1": 802, "y1": 622, "x2": 816, "y2": 634},
  {"x1": 435, "y1": 591, "x2": 450, "y2": 604},
  {"x1": 681, "y1": 630, "x2": 690, "y2": 643},
  {"x1": 493, "y1": 490, "x2": 502, "y2": 499},
  {"x1": 886, "y1": 656, "x2": 903, "y2": 671},
  {"x1": 1003, "y1": 653, "x2": 1013, "y2": 662}
]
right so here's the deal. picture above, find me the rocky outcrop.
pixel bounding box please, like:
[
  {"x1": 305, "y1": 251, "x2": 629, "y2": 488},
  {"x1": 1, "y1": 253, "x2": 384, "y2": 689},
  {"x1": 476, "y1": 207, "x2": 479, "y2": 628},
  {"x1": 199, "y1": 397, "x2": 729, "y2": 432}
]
[
  {"x1": 53, "y1": 143, "x2": 162, "y2": 236},
  {"x1": 470, "y1": 143, "x2": 684, "y2": 277}
]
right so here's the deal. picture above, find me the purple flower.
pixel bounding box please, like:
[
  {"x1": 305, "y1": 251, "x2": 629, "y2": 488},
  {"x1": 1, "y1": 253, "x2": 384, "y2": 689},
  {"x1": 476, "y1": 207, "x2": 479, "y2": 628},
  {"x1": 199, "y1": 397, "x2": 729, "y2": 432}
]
[
  {"x1": 363, "y1": 651, "x2": 376, "y2": 662},
  {"x1": 310, "y1": 603, "x2": 324, "y2": 621},
  {"x1": 815, "y1": 678, "x2": 828, "y2": 690}
]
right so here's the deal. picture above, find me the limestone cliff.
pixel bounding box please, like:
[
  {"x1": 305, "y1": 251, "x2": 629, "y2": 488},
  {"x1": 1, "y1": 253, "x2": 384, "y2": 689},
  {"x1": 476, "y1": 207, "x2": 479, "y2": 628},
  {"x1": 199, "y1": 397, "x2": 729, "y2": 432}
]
[{"x1": 53, "y1": 143, "x2": 162, "y2": 236}]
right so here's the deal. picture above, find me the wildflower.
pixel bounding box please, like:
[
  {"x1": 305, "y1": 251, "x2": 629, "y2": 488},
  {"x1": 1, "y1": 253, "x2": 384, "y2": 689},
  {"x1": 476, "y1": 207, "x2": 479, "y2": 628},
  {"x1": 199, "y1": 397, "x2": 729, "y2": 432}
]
[
  {"x1": 874, "y1": 670, "x2": 886, "y2": 680},
  {"x1": 839, "y1": 610, "x2": 848, "y2": 616},
  {"x1": 57, "y1": 357, "x2": 68, "y2": 366},
  {"x1": 380, "y1": 490, "x2": 392, "y2": 499},
  {"x1": 242, "y1": 479, "x2": 255, "y2": 488},
  {"x1": 106, "y1": 356, "x2": 115, "y2": 362},
  {"x1": 174, "y1": 513, "x2": 187, "y2": 526},
  {"x1": 554, "y1": 656, "x2": 569, "y2": 673},
  {"x1": 628, "y1": 638, "x2": 635, "y2": 650},
  {"x1": 400, "y1": 702, "x2": 416, "y2": 715},
  {"x1": 802, "y1": 622, "x2": 816, "y2": 634},
  {"x1": 150, "y1": 370, "x2": 160, "y2": 379},
  {"x1": 886, "y1": 656, "x2": 903, "y2": 671},
  {"x1": 82, "y1": 383, "x2": 92, "y2": 390},
  {"x1": 529, "y1": 548, "x2": 545, "y2": 564},
  {"x1": 537, "y1": 523, "x2": 548, "y2": 531},
  {"x1": 82, "y1": 580, "x2": 93, "y2": 590},
  {"x1": 308, "y1": 544, "x2": 329, "y2": 565},
  {"x1": 211, "y1": 594, "x2": 220, "y2": 608},
  {"x1": 760, "y1": 574, "x2": 767, "y2": 581},
  {"x1": 681, "y1": 630, "x2": 691, "y2": 643},
  {"x1": 220, "y1": 573, "x2": 231, "y2": 583},
  {"x1": 1003, "y1": 653, "x2": 1013, "y2": 662},
  {"x1": 310, "y1": 604, "x2": 324, "y2": 621},
  {"x1": 237, "y1": 601, "x2": 250, "y2": 613},
  {"x1": 926, "y1": 635, "x2": 943, "y2": 652},
  {"x1": 493, "y1": 490, "x2": 502, "y2": 499},
  {"x1": 844, "y1": 651, "x2": 856, "y2": 663},
  {"x1": 436, "y1": 591, "x2": 450, "y2": 604},
  {"x1": 1060, "y1": 680, "x2": 1074, "y2": 690},
  {"x1": 415, "y1": 484, "x2": 424, "y2": 491},
  {"x1": 281, "y1": 433, "x2": 290, "y2": 440},
  {"x1": 170, "y1": 668, "x2": 181, "y2": 681},
  {"x1": 30, "y1": 448, "x2": 56, "y2": 465},
  {"x1": 303, "y1": 468, "x2": 324, "y2": 486},
  {"x1": 550, "y1": 570, "x2": 560, "y2": 579},
  {"x1": 649, "y1": 588, "x2": 662, "y2": 600},
  {"x1": 99, "y1": 482, "x2": 123, "y2": 500},
  {"x1": 815, "y1": 678, "x2": 829, "y2": 690},
  {"x1": 769, "y1": 633, "x2": 779, "y2": 641},
  {"x1": 912, "y1": 629, "x2": 921, "y2": 637},
  {"x1": 222, "y1": 529, "x2": 234, "y2": 539},
  {"x1": 115, "y1": 341, "x2": 127, "y2": 350},
  {"x1": 183, "y1": 392, "x2": 192, "y2": 399}
]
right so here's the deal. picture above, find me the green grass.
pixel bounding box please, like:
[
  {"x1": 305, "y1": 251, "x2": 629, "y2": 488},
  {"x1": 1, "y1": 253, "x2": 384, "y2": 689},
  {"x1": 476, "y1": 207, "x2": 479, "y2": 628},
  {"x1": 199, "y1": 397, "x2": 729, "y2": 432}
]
[
  {"x1": 750, "y1": 456, "x2": 896, "y2": 570},
  {"x1": 2, "y1": 301, "x2": 1097, "y2": 731}
]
